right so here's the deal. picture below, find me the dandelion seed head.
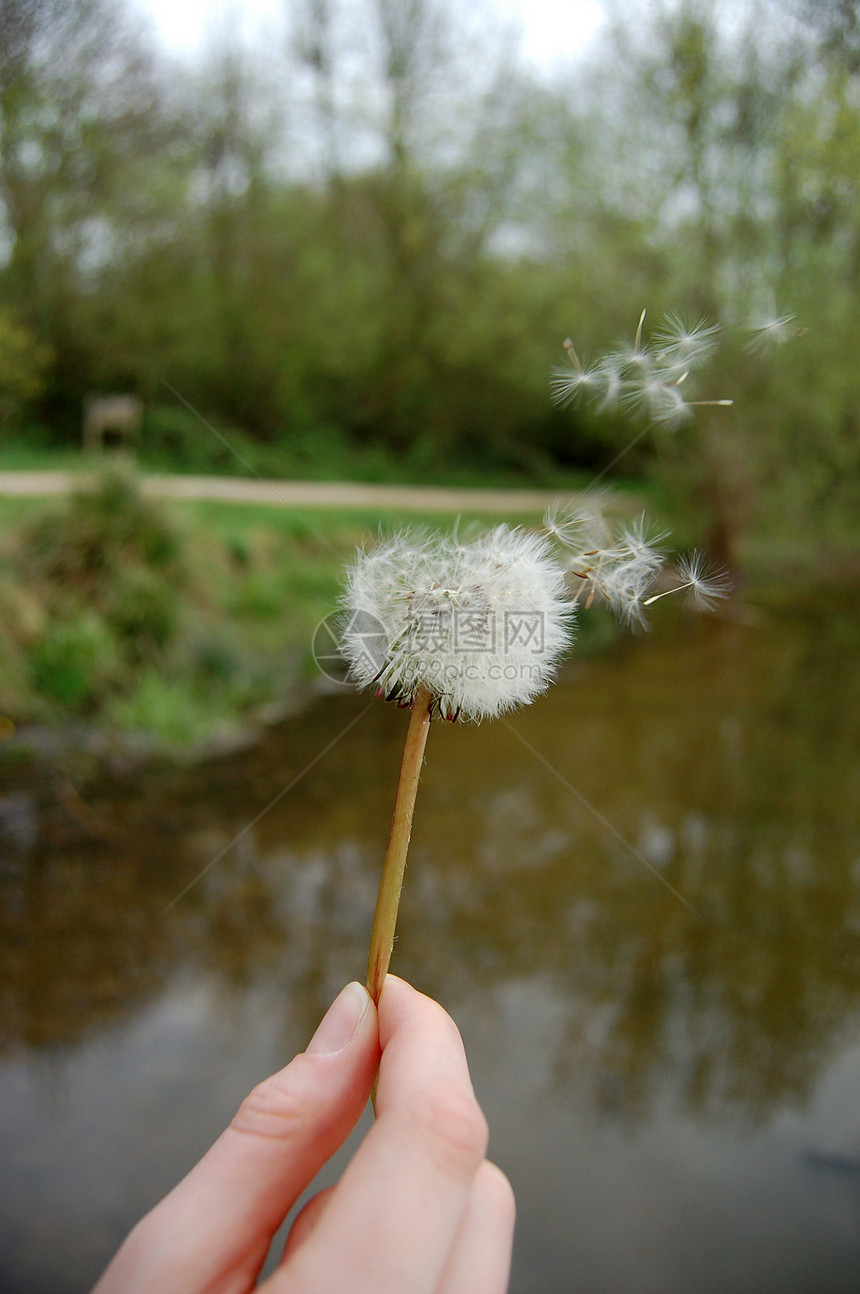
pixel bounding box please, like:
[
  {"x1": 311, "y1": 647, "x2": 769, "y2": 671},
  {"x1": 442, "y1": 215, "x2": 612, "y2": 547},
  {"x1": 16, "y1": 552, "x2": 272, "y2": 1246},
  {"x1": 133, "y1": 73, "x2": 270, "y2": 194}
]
[{"x1": 342, "y1": 525, "x2": 575, "y2": 721}]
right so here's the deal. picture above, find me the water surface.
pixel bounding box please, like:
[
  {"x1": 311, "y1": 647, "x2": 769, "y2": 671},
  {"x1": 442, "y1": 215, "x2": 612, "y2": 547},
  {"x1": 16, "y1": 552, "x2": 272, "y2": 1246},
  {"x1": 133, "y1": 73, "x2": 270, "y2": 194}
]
[{"x1": 1, "y1": 592, "x2": 859, "y2": 1292}]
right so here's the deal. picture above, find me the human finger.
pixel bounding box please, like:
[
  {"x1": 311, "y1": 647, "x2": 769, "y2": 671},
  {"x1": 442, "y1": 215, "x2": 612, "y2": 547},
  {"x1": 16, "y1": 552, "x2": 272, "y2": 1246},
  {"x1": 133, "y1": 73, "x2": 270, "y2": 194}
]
[
  {"x1": 436, "y1": 1161, "x2": 516, "y2": 1294},
  {"x1": 280, "y1": 1185, "x2": 335, "y2": 1262},
  {"x1": 280, "y1": 1164, "x2": 515, "y2": 1293},
  {"x1": 269, "y1": 976, "x2": 490, "y2": 1294},
  {"x1": 93, "y1": 982, "x2": 378, "y2": 1294}
]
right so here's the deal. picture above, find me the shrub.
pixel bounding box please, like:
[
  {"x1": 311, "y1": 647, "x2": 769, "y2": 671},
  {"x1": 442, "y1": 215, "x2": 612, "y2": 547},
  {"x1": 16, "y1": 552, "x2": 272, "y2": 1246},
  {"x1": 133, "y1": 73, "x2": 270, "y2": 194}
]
[{"x1": 29, "y1": 616, "x2": 118, "y2": 709}]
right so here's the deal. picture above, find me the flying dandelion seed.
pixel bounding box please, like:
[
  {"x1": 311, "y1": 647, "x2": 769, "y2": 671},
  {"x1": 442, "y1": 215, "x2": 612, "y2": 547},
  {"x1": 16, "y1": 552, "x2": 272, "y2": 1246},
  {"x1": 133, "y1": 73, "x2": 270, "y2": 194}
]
[
  {"x1": 644, "y1": 550, "x2": 731, "y2": 612},
  {"x1": 551, "y1": 308, "x2": 730, "y2": 428},
  {"x1": 744, "y1": 313, "x2": 799, "y2": 353},
  {"x1": 654, "y1": 314, "x2": 722, "y2": 370}
]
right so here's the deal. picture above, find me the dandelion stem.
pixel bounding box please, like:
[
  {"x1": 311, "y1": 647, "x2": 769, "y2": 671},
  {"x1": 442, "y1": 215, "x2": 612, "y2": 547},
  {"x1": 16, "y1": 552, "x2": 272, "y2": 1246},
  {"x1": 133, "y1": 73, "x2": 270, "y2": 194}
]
[
  {"x1": 643, "y1": 581, "x2": 694, "y2": 606},
  {"x1": 563, "y1": 337, "x2": 582, "y2": 370},
  {"x1": 366, "y1": 686, "x2": 433, "y2": 1004},
  {"x1": 634, "y1": 308, "x2": 647, "y2": 351}
]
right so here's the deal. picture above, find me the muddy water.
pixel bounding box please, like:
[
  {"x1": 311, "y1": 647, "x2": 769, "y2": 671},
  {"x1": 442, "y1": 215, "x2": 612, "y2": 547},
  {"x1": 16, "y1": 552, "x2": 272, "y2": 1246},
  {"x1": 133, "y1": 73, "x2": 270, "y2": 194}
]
[{"x1": 1, "y1": 591, "x2": 859, "y2": 1292}]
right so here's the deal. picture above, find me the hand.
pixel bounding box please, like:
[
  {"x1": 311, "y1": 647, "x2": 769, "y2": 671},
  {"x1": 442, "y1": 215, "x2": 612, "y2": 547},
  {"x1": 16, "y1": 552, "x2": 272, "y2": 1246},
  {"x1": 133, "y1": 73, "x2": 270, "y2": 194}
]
[{"x1": 92, "y1": 975, "x2": 515, "y2": 1293}]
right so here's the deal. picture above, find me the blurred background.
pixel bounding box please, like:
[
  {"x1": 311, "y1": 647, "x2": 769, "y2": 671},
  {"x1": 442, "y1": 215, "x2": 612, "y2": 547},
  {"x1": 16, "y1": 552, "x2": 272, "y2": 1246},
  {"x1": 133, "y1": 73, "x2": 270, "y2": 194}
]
[
  {"x1": 1, "y1": 0, "x2": 860, "y2": 1290},
  {"x1": 2, "y1": 0, "x2": 858, "y2": 530}
]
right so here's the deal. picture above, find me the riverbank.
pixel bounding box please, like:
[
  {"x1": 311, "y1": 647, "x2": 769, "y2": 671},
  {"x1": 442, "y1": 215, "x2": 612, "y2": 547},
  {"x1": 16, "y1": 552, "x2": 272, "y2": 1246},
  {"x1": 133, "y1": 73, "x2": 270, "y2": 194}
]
[
  {"x1": 2, "y1": 465, "x2": 848, "y2": 774},
  {"x1": 1, "y1": 466, "x2": 595, "y2": 765}
]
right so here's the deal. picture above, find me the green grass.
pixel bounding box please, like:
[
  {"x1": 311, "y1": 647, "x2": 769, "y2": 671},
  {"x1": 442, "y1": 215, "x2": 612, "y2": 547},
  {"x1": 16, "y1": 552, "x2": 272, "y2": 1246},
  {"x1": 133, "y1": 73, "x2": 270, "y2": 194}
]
[
  {"x1": 0, "y1": 496, "x2": 58, "y2": 525},
  {"x1": 0, "y1": 441, "x2": 85, "y2": 471}
]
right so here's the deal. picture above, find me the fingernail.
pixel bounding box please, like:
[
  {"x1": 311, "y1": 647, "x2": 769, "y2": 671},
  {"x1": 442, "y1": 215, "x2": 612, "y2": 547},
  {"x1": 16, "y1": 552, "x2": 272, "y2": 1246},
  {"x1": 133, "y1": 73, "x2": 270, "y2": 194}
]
[{"x1": 306, "y1": 982, "x2": 370, "y2": 1055}]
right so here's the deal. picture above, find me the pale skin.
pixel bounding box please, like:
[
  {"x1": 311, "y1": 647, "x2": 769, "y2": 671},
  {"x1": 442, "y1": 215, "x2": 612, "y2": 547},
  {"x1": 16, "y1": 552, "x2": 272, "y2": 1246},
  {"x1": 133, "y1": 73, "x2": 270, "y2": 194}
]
[{"x1": 93, "y1": 976, "x2": 515, "y2": 1294}]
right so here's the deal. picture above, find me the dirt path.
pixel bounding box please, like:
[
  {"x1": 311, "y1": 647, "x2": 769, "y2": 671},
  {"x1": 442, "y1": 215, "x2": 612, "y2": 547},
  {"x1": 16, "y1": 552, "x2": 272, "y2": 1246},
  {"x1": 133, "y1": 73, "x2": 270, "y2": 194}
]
[{"x1": 0, "y1": 469, "x2": 571, "y2": 513}]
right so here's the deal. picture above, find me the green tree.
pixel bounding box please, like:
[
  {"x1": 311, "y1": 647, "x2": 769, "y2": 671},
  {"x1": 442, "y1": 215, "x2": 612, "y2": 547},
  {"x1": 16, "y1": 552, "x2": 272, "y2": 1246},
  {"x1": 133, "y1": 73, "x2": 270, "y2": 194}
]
[
  {"x1": 762, "y1": 7, "x2": 860, "y2": 545},
  {"x1": 0, "y1": 303, "x2": 52, "y2": 421},
  {"x1": 539, "y1": 1, "x2": 827, "y2": 559},
  {"x1": 0, "y1": 0, "x2": 171, "y2": 418}
]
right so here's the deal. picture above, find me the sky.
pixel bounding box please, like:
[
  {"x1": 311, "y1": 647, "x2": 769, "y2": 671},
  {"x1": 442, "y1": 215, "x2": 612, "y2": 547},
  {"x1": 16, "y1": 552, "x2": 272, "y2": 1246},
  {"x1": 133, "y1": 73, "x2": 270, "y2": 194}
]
[{"x1": 136, "y1": 0, "x2": 607, "y2": 73}]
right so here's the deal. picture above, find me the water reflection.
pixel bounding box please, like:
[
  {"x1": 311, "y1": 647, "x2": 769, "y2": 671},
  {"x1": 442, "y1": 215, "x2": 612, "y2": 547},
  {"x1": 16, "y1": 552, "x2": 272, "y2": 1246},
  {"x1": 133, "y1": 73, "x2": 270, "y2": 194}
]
[{"x1": 1, "y1": 592, "x2": 860, "y2": 1290}]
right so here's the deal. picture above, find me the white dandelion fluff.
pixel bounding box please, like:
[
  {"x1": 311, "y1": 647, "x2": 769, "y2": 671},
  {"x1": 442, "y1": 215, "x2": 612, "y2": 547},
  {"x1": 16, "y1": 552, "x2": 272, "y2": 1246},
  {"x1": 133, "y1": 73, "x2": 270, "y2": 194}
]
[
  {"x1": 541, "y1": 498, "x2": 597, "y2": 549},
  {"x1": 342, "y1": 525, "x2": 575, "y2": 721},
  {"x1": 572, "y1": 515, "x2": 668, "y2": 627},
  {"x1": 654, "y1": 314, "x2": 721, "y2": 370},
  {"x1": 549, "y1": 338, "x2": 607, "y2": 408},
  {"x1": 551, "y1": 308, "x2": 731, "y2": 428},
  {"x1": 744, "y1": 313, "x2": 799, "y2": 354},
  {"x1": 623, "y1": 371, "x2": 693, "y2": 429},
  {"x1": 675, "y1": 551, "x2": 731, "y2": 610},
  {"x1": 643, "y1": 550, "x2": 731, "y2": 612}
]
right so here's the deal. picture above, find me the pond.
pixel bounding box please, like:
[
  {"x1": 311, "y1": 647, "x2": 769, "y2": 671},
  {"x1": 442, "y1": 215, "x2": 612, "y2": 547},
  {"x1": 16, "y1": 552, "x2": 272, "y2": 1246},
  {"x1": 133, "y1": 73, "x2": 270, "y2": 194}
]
[{"x1": 1, "y1": 589, "x2": 860, "y2": 1292}]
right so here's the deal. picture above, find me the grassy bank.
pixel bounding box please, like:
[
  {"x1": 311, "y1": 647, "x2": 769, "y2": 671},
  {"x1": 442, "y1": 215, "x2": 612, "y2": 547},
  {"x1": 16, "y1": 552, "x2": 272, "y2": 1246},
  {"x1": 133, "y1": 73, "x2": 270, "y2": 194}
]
[
  {"x1": 13, "y1": 462, "x2": 842, "y2": 757},
  {"x1": 0, "y1": 467, "x2": 581, "y2": 752}
]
